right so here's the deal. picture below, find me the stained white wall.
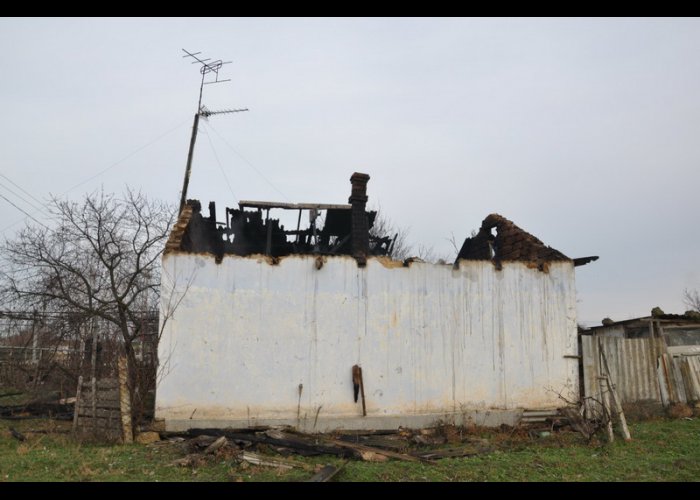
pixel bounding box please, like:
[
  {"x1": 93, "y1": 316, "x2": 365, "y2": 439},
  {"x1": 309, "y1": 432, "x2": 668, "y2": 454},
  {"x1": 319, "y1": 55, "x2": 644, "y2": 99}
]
[{"x1": 156, "y1": 254, "x2": 579, "y2": 430}]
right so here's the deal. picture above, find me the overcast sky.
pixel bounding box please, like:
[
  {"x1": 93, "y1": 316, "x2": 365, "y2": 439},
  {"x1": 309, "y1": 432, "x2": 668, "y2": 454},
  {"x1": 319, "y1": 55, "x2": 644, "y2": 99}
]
[{"x1": 1, "y1": 17, "x2": 698, "y2": 325}]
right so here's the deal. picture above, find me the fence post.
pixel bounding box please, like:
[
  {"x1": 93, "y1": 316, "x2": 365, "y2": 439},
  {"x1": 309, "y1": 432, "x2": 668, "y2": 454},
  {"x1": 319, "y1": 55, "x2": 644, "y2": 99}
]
[{"x1": 72, "y1": 375, "x2": 83, "y2": 435}]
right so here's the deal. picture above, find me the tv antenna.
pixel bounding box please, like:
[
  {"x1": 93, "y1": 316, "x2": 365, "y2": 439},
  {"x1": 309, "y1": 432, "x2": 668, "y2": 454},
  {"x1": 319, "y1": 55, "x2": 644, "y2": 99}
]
[{"x1": 179, "y1": 49, "x2": 249, "y2": 213}]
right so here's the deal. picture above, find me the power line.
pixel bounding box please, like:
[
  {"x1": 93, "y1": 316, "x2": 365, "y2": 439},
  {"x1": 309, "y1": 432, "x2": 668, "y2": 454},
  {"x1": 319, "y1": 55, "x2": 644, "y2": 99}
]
[
  {"x1": 0, "y1": 180, "x2": 48, "y2": 216},
  {"x1": 0, "y1": 173, "x2": 47, "y2": 209},
  {"x1": 200, "y1": 122, "x2": 238, "y2": 203},
  {"x1": 0, "y1": 118, "x2": 190, "y2": 235},
  {"x1": 63, "y1": 118, "x2": 190, "y2": 194},
  {"x1": 0, "y1": 192, "x2": 49, "y2": 230},
  {"x1": 206, "y1": 122, "x2": 290, "y2": 202}
]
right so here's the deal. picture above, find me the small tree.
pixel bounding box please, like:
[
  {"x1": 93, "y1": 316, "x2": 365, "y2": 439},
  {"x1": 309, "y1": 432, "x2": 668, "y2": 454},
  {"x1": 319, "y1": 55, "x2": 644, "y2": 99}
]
[
  {"x1": 684, "y1": 288, "x2": 700, "y2": 313},
  {"x1": 0, "y1": 189, "x2": 175, "y2": 425},
  {"x1": 370, "y1": 207, "x2": 458, "y2": 263},
  {"x1": 369, "y1": 206, "x2": 412, "y2": 261}
]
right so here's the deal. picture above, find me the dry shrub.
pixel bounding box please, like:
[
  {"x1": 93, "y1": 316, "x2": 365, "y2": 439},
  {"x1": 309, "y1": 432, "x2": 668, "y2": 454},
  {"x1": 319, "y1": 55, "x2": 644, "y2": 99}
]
[
  {"x1": 621, "y1": 401, "x2": 665, "y2": 422},
  {"x1": 667, "y1": 403, "x2": 693, "y2": 419}
]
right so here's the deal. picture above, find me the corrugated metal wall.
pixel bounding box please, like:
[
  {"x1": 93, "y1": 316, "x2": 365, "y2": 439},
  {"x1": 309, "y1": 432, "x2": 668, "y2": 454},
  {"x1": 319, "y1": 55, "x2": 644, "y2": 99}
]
[
  {"x1": 582, "y1": 336, "x2": 665, "y2": 415},
  {"x1": 582, "y1": 336, "x2": 700, "y2": 412},
  {"x1": 658, "y1": 353, "x2": 700, "y2": 404},
  {"x1": 680, "y1": 356, "x2": 700, "y2": 401}
]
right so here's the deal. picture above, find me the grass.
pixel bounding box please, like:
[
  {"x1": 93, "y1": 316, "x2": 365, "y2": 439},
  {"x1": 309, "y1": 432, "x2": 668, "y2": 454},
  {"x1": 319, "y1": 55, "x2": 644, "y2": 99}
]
[
  {"x1": 0, "y1": 417, "x2": 699, "y2": 481},
  {"x1": 0, "y1": 388, "x2": 35, "y2": 406}
]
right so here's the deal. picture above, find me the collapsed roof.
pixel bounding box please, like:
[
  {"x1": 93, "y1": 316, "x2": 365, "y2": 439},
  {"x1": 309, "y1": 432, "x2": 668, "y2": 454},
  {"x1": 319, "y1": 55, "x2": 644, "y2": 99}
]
[
  {"x1": 164, "y1": 172, "x2": 597, "y2": 270},
  {"x1": 165, "y1": 173, "x2": 388, "y2": 265},
  {"x1": 456, "y1": 213, "x2": 597, "y2": 270}
]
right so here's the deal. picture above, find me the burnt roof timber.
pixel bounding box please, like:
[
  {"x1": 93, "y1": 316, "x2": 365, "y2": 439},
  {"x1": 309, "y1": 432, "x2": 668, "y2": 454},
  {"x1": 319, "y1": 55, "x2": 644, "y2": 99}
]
[
  {"x1": 573, "y1": 256, "x2": 599, "y2": 267},
  {"x1": 238, "y1": 200, "x2": 352, "y2": 210}
]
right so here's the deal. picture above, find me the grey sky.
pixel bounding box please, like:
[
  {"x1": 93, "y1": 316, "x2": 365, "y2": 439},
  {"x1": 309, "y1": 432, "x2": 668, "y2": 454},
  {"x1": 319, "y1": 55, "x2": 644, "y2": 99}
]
[{"x1": 1, "y1": 17, "x2": 698, "y2": 325}]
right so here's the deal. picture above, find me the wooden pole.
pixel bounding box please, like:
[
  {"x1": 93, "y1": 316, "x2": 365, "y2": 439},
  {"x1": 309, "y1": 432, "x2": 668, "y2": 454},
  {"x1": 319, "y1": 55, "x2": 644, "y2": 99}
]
[
  {"x1": 30, "y1": 310, "x2": 37, "y2": 364},
  {"x1": 598, "y1": 376, "x2": 614, "y2": 443},
  {"x1": 358, "y1": 366, "x2": 366, "y2": 417},
  {"x1": 72, "y1": 375, "x2": 83, "y2": 435},
  {"x1": 90, "y1": 320, "x2": 97, "y2": 435},
  {"x1": 179, "y1": 113, "x2": 201, "y2": 214},
  {"x1": 598, "y1": 338, "x2": 631, "y2": 441},
  {"x1": 604, "y1": 375, "x2": 631, "y2": 441}
]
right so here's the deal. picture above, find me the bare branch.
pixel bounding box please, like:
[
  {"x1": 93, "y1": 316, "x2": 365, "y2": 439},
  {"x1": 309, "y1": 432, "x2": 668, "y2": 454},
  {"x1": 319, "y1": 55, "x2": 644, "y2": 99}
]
[
  {"x1": 0, "y1": 188, "x2": 177, "y2": 426},
  {"x1": 683, "y1": 288, "x2": 700, "y2": 313}
]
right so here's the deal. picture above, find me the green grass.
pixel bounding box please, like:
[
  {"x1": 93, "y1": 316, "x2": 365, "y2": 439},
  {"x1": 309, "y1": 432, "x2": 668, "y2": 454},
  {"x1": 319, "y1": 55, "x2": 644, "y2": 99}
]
[
  {"x1": 1, "y1": 418, "x2": 699, "y2": 481},
  {"x1": 0, "y1": 388, "x2": 35, "y2": 406}
]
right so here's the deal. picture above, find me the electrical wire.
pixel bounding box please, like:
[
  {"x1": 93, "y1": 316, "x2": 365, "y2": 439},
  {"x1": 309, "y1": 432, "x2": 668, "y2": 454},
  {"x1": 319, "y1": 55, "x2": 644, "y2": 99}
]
[
  {"x1": 0, "y1": 118, "x2": 190, "y2": 235},
  {"x1": 0, "y1": 173, "x2": 47, "y2": 209},
  {"x1": 200, "y1": 122, "x2": 238, "y2": 203},
  {"x1": 63, "y1": 118, "x2": 190, "y2": 194},
  {"x1": 0, "y1": 180, "x2": 49, "y2": 216},
  {"x1": 0, "y1": 192, "x2": 49, "y2": 230},
  {"x1": 206, "y1": 122, "x2": 290, "y2": 202}
]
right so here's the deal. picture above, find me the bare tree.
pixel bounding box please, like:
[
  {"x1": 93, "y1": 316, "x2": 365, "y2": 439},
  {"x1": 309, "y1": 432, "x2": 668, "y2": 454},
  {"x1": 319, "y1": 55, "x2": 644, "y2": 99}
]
[
  {"x1": 0, "y1": 189, "x2": 176, "y2": 424},
  {"x1": 369, "y1": 206, "x2": 459, "y2": 264},
  {"x1": 413, "y1": 244, "x2": 454, "y2": 265},
  {"x1": 684, "y1": 288, "x2": 700, "y2": 313},
  {"x1": 369, "y1": 205, "x2": 412, "y2": 261}
]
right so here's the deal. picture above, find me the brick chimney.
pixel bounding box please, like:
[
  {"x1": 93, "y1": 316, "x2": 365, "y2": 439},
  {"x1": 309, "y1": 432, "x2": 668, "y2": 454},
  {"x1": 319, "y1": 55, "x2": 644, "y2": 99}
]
[{"x1": 349, "y1": 172, "x2": 370, "y2": 266}]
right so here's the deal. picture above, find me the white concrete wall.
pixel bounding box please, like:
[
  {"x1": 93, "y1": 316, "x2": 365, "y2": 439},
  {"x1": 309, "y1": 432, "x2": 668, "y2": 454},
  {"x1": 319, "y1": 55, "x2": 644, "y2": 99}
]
[{"x1": 156, "y1": 254, "x2": 579, "y2": 431}]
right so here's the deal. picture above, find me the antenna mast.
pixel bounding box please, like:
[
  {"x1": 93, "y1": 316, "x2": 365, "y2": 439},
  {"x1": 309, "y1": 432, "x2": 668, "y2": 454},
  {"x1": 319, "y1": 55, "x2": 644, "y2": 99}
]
[{"x1": 179, "y1": 49, "x2": 248, "y2": 213}]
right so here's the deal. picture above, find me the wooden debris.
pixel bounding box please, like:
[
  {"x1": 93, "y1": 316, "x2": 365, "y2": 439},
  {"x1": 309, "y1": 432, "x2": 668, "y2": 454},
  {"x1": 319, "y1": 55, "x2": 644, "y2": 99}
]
[
  {"x1": 204, "y1": 436, "x2": 227, "y2": 454},
  {"x1": 184, "y1": 428, "x2": 353, "y2": 457},
  {"x1": 232, "y1": 438, "x2": 253, "y2": 448},
  {"x1": 336, "y1": 433, "x2": 408, "y2": 451},
  {"x1": 326, "y1": 438, "x2": 422, "y2": 463},
  {"x1": 171, "y1": 453, "x2": 206, "y2": 468},
  {"x1": 359, "y1": 450, "x2": 388, "y2": 462},
  {"x1": 240, "y1": 451, "x2": 295, "y2": 470},
  {"x1": 189, "y1": 434, "x2": 218, "y2": 452},
  {"x1": 264, "y1": 429, "x2": 288, "y2": 440},
  {"x1": 9, "y1": 427, "x2": 25, "y2": 442},
  {"x1": 306, "y1": 462, "x2": 346, "y2": 482},
  {"x1": 411, "y1": 445, "x2": 490, "y2": 460},
  {"x1": 412, "y1": 434, "x2": 447, "y2": 446}
]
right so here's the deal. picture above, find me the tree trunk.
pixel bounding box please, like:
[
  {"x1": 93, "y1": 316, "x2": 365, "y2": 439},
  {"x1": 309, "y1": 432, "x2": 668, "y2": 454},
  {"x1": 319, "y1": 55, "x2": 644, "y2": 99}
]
[{"x1": 121, "y1": 338, "x2": 140, "y2": 427}]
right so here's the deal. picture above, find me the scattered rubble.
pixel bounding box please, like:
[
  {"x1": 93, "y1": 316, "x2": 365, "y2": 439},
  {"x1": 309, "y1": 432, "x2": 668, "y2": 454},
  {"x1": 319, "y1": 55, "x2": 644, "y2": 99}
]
[{"x1": 154, "y1": 411, "x2": 591, "y2": 480}]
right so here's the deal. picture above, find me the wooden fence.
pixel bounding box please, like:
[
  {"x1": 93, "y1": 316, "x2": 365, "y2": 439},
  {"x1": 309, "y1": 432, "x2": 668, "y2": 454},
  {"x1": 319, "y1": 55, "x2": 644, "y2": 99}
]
[{"x1": 72, "y1": 356, "x2": 132, "y2": 443}]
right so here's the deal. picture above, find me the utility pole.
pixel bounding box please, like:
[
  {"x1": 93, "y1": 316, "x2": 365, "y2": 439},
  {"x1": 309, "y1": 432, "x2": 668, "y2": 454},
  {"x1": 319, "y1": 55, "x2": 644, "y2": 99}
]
[{"x1": 179, "y1": 49, "x2": 248, "y2": 214}]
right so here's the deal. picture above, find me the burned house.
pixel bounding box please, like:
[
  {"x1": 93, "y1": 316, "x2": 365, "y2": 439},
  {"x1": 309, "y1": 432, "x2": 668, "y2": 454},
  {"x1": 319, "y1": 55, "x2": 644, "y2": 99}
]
[
  {"x1": 156, "y1": 172, "x2": 597, "y2": 431},
  {"x1": 172, "y1": 173, "x2": 390, "y2": 265}
]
